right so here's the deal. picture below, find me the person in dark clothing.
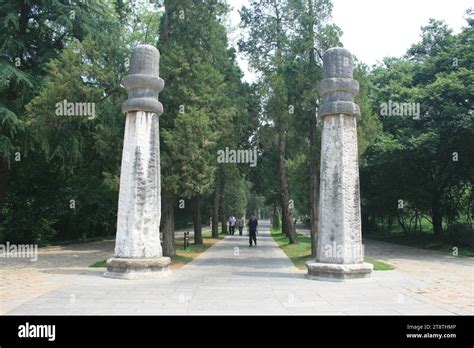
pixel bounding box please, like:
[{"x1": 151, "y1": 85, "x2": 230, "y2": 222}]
[
  {"x1": 237, "y1": 217, "x2": 244, "y2": 236},
  {"x1": 248, "y1": 213, "x2": 258, "y2": 247}
]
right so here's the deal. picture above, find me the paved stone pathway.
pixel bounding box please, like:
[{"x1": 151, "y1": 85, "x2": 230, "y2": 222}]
[
  {"x1": 3, "y1": 221, "x2": 471, "y2": 315},
  {"x1": 0, "y1": 240, "x2": 115, "y2": 315},
  {"x1": 297, "y1": 225, "x2": 474, "y2": 314},
  {"x1": 365, "y1": 240, "x2": 474, "y2": 313}
]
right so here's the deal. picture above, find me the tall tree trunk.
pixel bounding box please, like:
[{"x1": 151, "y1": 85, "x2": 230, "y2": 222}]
[
  {"x1": 281, "y1": 202, "x2": 287, "y2": 236},
  {"x1": 161, "y1": 190, "x2": 175, "y2": 257},
  {"x1": 362, "y1": 213, "x2": 370, "y2": 232},
  {"x1": 278, "y1": 127, "x2": 297, "y2": 244},
  {"x1": 218, "y1": 173, "x2": 227, "y2": 234},
  {"x1": 272, "y1": 203, "x2": 280, "y2": 229},
  {"x1": 273, "y1": 0, "x2": 295, "y2": 243},
  {"x1": 192, "y1": 195, "x2": 203, "y2": 244},
  {"x1": 431, "y1": 197, "x2": 443, "y2": 237},
  {"x1": 307, "y1": 0, "x2": 319, "y2": 257},
  {"x1": 211, "y1": 188, "x2": 219, "y2": 238},
  {"x1": 0, "y1": 158, "x2": 9, "y2": 214},
  {"x1": 160, "y1": 7, "x2": 169, "y2": 42},
  {"x1": 19, "y1": 3, "x2": 30, "y2": 35},
  {"x1": 309, "y1": 114, "x2": 319, "y2": 257},
  {"x1": 159, "y1": 2, "x2": 173, "y2": 255}
]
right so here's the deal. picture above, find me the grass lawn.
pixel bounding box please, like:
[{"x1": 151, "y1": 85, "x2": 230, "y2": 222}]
[
  {"x1": 365, "y1": 230, "x2": 474, "y2": 257},
  {"x1": 89, "y1": 228, "x2": 224, "y2": 269},
  {"x1": 364, "y1": 257, "x2": 394, "y2": 270},
  {"x1": 90, "y1": 260, "x2": 107, "y2": 268},
  {"x1": 40, "y1": 235, "x2": 116, "y2": 248},
  {"x1": 270, "y1": 227, "x2": 394, "y2": 271}
]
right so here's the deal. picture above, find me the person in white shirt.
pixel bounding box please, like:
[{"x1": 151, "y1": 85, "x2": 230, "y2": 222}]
[{"x1": 228, "y1": 216, "x2": 236, "y2": 235}]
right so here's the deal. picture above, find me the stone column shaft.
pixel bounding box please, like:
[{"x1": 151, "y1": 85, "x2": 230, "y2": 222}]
[
  {"x1": 115, "y1": 110, "x2": 161, "y2": 258},
  {"x1": 306, "y1": 47, "x2": 372, "y2": 280},
  {"x1": 104, "y1": 44, "x2": 170, "y2": 279}
]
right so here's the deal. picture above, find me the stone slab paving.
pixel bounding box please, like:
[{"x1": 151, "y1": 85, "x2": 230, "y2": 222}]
[
  {"x1": 0, "y1": 240, "x2": 115, "y2": 314},
  {"x1": 296, "y1": 225, "x2": 474, "y2": 313},
  {"x1": 364, "y1": 240, "x2": 474, "y2": 313},
  {"x1": 3, "y1": 221, "x2": 472, "y2": 315}
]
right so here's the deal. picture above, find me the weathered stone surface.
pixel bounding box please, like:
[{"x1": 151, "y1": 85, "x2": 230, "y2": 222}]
[
  {"x1": 104, "y1": 257, "x2": 171, "y2": 280},
  {"x1": 122, "y1": 45, "x2": 164, "y2": 115},
  {"x1": 105, "y1": 44, "x2": 169, "y2": 279},
  {"x1": 305, "y1": 261, "x2": 373, "y2": 281},
  {"x1": 318, "y1": 48, "x2": 361, "y2": 119},
  {"x1": 306, "y1": 47, "x2": 372, "y2": 280},
  {"x1": 114, "y1": 111, "x2": 162, "y2": 258}
]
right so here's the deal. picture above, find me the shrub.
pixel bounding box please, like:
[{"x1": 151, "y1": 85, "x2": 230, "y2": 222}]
[{"x1": 447, "y1": 223, "x2": 474, "y2": 249}]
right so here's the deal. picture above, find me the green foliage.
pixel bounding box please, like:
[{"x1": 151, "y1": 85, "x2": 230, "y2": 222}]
[
  {"x1": 271, "y1": 227, "x2": 395, "y2": 270},
  {"x1": 1, "y1": 1, "x2": 254, "y2": 243},
  {"x1": 446, "y1": 223, "x2": 474, "y2": 249},
  {"x1": 158, "y1": 0, "x2": 254, "y2": 233},
  {"x1": 164, "y1": 107, "x2": 217, "y2": 198},
  {"x1": 364, "y1": 257, "x2": 395, "y2": 271},
  {"x1": 354, "y1": 63, "x2": 382, "y2": 156},
  {"x1": 223, "y1": 172, "x2": 248, "y2": 217},
  {"x1": 286, "y1": 153, "x2": 310, "y2": 217},
  {"x1": 361, "y1": 12, "x2": 474, "y2": 239},
  {"x1": 0, "y1": 0, "x2": 471, "y2": 251},
  {"x1": 0, "y1": 1, "x2": 132, "y2": 243}
]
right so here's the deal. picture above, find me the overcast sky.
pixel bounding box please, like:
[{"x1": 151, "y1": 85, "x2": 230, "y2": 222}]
[{"x1": 227, "y1": 0, "x2": 472, "y2": 82}]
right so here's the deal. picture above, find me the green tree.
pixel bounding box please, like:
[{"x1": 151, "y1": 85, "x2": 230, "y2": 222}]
[
  {"x1": 0, "y1": 0, "x2": 112, "y2": 214},
  {"x1": 239, "y1": 0, "x2": 298, "y2": 243},
  {"x1": 159, "y1": 0, "x2": 249, "y2": 245},
  {"x1": 363, "y1": 13, "x2": 473, "y2": 238},
  {"x1": 284, "y1": 0, "x2": 342, "y2": 254}
]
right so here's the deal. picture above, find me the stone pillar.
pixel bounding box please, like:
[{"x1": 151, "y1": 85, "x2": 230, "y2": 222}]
[
  {"x1": 305, "y1": 47, "x2": 372, "y2": 280},
  {"x1": 104, "y1": 45, "x2": 171, "y2": 279}
]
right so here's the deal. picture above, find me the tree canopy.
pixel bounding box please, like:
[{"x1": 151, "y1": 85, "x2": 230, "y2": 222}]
[{"x1": 0, "y1": 1, "x2": 471, "y2": 254}]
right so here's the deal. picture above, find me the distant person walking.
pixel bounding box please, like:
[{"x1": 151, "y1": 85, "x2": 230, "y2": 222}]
[
  {"x1": 228, "y1": 215, "x2": 236, "y2": 235},
  {"x1": 237, "y1": 216, "x2": 244, "y2": 236},
  {"x1": 248, "y1": 213, "x2": 258, "y2": 247}
]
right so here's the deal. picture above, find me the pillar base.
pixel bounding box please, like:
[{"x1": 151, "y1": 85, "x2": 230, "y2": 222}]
[
  {"x1": 305, "y1": 261, "x2": 373, "y2": 281},
  {"x1": 103, "y1": 257, "x2": 171, "y2": 280}
]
